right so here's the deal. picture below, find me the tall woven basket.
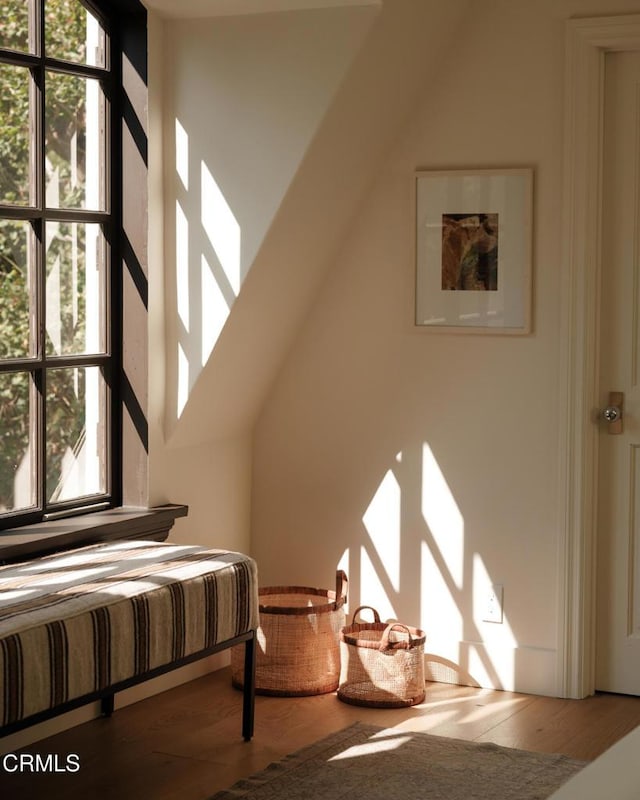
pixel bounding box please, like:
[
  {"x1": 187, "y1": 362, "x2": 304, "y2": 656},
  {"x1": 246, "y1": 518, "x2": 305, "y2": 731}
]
[
  {"x1": 231, "y1": 570, "x2": 348, "y2": 696},
  {"x1": 338, "y1": 606, "x2": 426, "y2": 708}
]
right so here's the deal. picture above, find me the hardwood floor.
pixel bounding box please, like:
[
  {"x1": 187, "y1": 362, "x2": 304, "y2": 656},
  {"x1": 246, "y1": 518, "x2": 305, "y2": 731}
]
[{"x1": 2, "y1": 668, "x2": 640, "y2": 799}]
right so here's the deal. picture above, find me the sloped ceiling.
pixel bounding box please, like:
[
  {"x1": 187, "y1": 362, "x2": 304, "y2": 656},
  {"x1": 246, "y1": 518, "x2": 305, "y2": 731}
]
[
  {"x1": 143, "y1": 0, "x2": 379, "y2": 19},
  {"x1": 165, "y1": 0, "x2": 470, "y2": 448}
]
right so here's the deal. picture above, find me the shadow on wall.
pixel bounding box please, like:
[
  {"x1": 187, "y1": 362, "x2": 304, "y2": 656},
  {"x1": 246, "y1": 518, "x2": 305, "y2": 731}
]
[
  {"x1": 121, "y1": 29, "x2": 151, "y2": 506},
  {"x1": 336, "y1": 442, "x2": 517, "y2": 691},
  {"x1": 161, "y1": 9, "x2": 379, "y2": 441}
]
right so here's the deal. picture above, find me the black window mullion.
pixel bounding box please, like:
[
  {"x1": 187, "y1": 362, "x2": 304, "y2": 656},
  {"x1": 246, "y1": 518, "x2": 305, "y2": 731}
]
[
  {"x1": 43, "y1": 208, "x2": 110, "y2": 224},
  {"x1": 0, "y1": 206, "x2": 38, "y2": 221},
  {"x1": 34, "y1": 363, "x2": 45, "y2": 513},
  {"x1": 106, "y1": 18, "x2": 120, "y2": 506},
  {"x1": 33, "y1": 215, "x2": 44, "y2": 518},
  {"x1": 35, "y1": 0, "x2": 46, "y2": 517},
  {"x1": 43, "y1": 355, "x2": 111, "y2": 370},
  {"x1": 43, "y1": 58, "x2": 107, "y2": 81},
  {"x1": 0, "y1": 50, "x2": 39, "y2": 68}
]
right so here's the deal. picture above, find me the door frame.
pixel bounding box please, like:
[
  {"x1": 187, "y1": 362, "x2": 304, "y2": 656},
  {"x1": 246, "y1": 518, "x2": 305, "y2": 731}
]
[{"x1": 560, "y1": 14, "x2": 640, "y2": 698}]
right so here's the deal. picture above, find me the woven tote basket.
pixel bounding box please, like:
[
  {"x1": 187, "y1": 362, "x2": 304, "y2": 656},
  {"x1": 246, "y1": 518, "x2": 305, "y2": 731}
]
[
  {"x1": 231, "y1": 570, "x2": 348, "y2": 696},
  {"x1": 338, "y1": 606, "x2": 426, "y2": 708}
]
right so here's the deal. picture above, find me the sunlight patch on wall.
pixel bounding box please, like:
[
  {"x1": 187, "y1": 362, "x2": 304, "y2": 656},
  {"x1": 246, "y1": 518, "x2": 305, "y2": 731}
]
[
  {"x1": 176, "y1": 198, "x2": 191, "y2": 418},
  {"x1": 360, "y1": 546, "x2": 396, "y2": 621},
  {"x1": 177, "y1": 343, "x2": 189, "y2": 417},
  {"x1": 201, "y1": 161, "x2": 241, "y2": 295},
  {"x1": 201, "y1": 255, "x2": 230, "y2": 365},
  {"x1": 420, "y1": 539, "x2": 462, "y2": 644},
  {"x1": 337, "y1": 548, "x2": 350, "y2": 577},
  {"x1": 175, "y1": 118, "x2": 189, "y2": 191},
  {"x1": 472, "y1": 553, "x2": 517, "y2": 647},
  {"x1": 469, "y1": 553, "x2": 518, "y2": 689},
  {"x1": 467, "y1": 643, "x2": 513, "y2": 692},
  {"x1": 176, "y1": 200, "x2": 190, "y2": 330},
  {"x1": 337, "y1": 548, "x2": 350, "y2": 611},
  {"x1": 362, "y1": 469, "x2": 400, "y2": 592},
  {"x1": 421, "y1": 443, "x2": 464, "y2": 589}
]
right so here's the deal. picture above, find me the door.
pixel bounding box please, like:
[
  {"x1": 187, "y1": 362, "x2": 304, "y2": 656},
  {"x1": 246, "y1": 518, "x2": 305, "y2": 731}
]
[{"x1": 596, "y1": 51, "x2": 640, "y2": 694}]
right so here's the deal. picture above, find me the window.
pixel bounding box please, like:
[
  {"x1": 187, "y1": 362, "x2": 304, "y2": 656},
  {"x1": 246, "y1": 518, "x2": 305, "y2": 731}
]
[{"x1": 0, "y1": 0, "x2": 120, "y2": 528}]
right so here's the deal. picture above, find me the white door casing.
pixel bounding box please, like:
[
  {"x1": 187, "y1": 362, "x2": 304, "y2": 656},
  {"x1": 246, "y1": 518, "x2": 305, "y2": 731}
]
[{"x1": 560, "y1": 15, "x2": 640, "y2": 699}]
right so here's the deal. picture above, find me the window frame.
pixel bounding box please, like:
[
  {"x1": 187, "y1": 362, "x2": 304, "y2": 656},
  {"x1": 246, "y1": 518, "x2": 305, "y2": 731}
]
[
  {"x1": 0, "y1": 0, "x2": 122, "y2": 530},
  {"x1": 0, "y1": 0, "x2": 187, "y2": 560}
]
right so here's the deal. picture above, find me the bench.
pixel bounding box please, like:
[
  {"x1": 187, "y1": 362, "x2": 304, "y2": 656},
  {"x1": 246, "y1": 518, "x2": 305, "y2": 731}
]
[{"x1": 0, "y1": 539, "x2": 259, "y2": 741}]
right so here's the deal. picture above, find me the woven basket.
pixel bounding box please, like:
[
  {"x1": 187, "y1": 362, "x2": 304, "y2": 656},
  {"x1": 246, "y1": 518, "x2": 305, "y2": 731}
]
[
  {"x1": 338, "y1": 606, "x2": 426, "y2": 708},
  {"x1": 231, "y1": 570, "x2": 348, "y2": 696}
]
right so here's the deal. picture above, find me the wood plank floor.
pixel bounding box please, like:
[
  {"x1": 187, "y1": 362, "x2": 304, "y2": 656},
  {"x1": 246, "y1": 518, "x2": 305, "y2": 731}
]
[{"x1": 2, "y1": 668, "x2": 640, "y2": 799}]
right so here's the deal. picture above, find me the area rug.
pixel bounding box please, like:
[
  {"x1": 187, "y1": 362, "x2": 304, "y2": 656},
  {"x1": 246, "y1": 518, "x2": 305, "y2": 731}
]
[{"x1": 210, "y1": 722, "x2": 586, "y2": 800}]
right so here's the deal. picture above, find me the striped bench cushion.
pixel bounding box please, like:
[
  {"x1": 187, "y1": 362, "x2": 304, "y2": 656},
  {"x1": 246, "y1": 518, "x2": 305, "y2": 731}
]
[{"x1": 0, "y1": 540, "x2": 259, "y2": 727}]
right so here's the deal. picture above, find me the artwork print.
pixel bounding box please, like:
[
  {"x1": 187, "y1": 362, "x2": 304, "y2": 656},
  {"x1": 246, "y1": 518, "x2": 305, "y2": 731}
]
[
  {"x1": 441, "y1": 213, "x2": 498, "y2": 291},
  {"x1": 414, "y1": 168, "x2": 532, "y2": 332}
]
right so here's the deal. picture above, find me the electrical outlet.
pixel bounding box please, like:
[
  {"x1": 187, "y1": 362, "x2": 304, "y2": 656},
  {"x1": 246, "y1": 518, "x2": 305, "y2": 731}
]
[{"x1": 483, "y1": 584, "x2": 503, "y2": 623}]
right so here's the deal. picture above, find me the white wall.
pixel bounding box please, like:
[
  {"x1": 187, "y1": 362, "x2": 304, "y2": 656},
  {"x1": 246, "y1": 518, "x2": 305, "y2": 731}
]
[
  {"x1": 150, "y1": 0, "x2": 469, "y2": 553},
  {"x1": 146, "y1": 0, "x2": 640, "y2": 697},
  {"x1": 148, "y1": 5, "x2": 377, "y2": 551},
  {"x1": 162, "y1": 6, "x2": 376, "y2": 444},
  {"x1": 251, "y1": 0, "x2": 638, "y2": 696},
  {"x1": 148, "y1": 11, "x2": 257, "y2": 552}
]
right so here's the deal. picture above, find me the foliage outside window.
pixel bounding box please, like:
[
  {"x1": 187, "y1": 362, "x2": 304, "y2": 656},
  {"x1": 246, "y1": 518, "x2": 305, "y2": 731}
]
[{"x1": 0, "y1": 0, "x2": 118, "y2": 525}]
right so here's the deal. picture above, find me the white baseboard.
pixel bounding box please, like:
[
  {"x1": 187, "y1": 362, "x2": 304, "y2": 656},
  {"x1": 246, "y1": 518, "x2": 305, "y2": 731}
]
[{"x1": 425, "y1": 641, "x2": 558, "y2": 696}]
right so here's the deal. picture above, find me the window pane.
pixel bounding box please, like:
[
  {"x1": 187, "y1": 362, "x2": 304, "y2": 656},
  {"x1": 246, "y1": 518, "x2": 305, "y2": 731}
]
[
  {"x1": 46, "y1": 366, "x2": 106, "y2": 503},
  {"x1": 1, "y1": 0, "x2": 34, "y2": 54},
  {"x1": 46, "y1": 222, "x2": 105, "y2": 356},
  {"x1": 0, "y1": 371, "x2": 35, "y2": 513},
  {"x1": 45, "y1": 72, "x2": 105, "y2": 210},
  {"x1": 0, "y1": 220, "x2": 35, "y2": 359},
  {"x1": 45, "y1": 0, "x2": 106, "y2": 67},
  {"x1": 0, "y1": 64, "x2": 33, "y2": 206}
]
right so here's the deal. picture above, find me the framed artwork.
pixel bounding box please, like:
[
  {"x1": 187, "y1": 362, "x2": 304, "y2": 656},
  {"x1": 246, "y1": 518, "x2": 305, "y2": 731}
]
[{"x1": 414, "y1": 168, "x2": 533, "y2": 333}]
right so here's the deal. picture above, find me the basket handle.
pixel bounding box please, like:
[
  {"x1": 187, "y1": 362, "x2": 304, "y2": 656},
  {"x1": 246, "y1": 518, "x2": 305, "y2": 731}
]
[
  {"x1": 379, "y1": 623, "x2": 413, "y2": 651},
  {"x1": 335, "y1": 570, "x2": 348, "y2": 604},
  {"x1": 351, "y1": 605, "x2": 381, "y2": 624}
]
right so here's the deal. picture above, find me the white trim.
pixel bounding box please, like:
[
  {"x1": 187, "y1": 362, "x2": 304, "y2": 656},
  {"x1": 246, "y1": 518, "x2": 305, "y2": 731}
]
[
  {"x1": 426, "y1": 641, "x2": 558, "y2": 697},
  {"x1": 560, "y1": 15, "x2": 640, "y2": 698}
]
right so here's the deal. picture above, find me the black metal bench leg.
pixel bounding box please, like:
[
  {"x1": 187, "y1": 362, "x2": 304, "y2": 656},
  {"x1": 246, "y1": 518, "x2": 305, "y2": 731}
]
[
  {"x1": 101, "y1": 694, "x2": 114, "y2": 717},
  {"x1": 242, "y1": 632, "x2": 256, "y2": 741}
]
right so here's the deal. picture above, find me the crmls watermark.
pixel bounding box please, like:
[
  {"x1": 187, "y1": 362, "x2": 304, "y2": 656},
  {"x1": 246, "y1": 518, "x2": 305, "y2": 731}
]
[{"x1": 2, "y1": 753, "x2": 80, "y2": 773}]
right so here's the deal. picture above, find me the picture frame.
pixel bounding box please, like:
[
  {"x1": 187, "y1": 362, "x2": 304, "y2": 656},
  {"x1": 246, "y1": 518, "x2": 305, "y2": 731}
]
[{"x1": 414, "y1": 168, "x2": 533, "y2": 334}]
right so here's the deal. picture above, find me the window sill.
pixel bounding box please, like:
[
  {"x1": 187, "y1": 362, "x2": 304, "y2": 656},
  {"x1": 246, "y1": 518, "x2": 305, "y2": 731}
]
[{"x1": 0, "y1": 504, "x2": 189, "y2": 564}]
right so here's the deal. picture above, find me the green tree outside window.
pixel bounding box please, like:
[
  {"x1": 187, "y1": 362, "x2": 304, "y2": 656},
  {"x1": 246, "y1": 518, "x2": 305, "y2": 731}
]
[{"x1": 0, "y1": 0, "x2": 107, "y2": 513}]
